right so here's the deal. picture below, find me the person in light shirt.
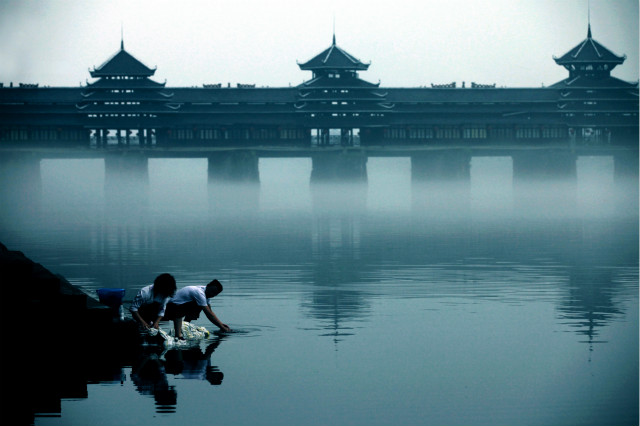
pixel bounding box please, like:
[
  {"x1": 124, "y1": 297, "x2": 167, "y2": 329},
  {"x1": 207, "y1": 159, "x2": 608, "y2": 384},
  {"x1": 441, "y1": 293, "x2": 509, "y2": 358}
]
[
  {"x1": 130, "y1": 273, "x2": 177, "y2": 330},
  {"x1": 164, "y1": 279, "x2": 231, "y2": 338}
]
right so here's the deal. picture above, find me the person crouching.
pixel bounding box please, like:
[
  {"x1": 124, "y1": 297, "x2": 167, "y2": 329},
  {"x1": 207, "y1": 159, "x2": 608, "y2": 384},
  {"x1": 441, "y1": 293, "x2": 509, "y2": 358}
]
[
  {"x1": 130, "y1": 273, "x2": 177, "y2": 330},
  {"x1": 165, "y1": 279, "x2": 231, "y2": 338}
]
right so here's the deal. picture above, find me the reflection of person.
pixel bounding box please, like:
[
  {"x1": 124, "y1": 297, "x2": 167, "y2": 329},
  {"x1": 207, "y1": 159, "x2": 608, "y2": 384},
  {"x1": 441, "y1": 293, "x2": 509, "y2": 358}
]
[
  {"x1": 130, "y1": 274, "x2": 177, "y2": 330},
  {"x1": 164, "y1": 280, "x2": 231, "y2": 338},
  {"x1": 130, "y1": 350, "x2": 177, "y2": 410},
  {"x1": 164, "y1": 340, "x2": 224, "y2": 385}
]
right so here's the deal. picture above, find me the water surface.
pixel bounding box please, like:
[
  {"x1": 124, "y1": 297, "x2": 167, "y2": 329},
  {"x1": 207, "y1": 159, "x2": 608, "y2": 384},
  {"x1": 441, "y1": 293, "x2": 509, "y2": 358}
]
[{"x1": 1, "y1": 155, "x2": 637, "y2": 426}]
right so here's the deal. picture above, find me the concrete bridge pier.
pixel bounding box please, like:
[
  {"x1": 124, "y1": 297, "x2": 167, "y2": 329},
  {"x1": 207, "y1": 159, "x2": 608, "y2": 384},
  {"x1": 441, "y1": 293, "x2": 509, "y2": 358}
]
[
  {"x1": 411, "y1": 151, "x2": 471, "y2": 214},
  {"x1": 613, "y1": 150, "x2": 639, "y2": 182},
  {"x1": 0, "y1": 152, "x2": 42, "y2": 216},
  {"x1": 512, "y1": 150, "x2": 577, "y2": 181},
  {"x1": 207, "y1": 151, "x2": 260, "y2": 213},
  {"x1": 310, "y1": 150, "x2": 368, "y2": 183},
  {"x1": 93, "y1": 129, "x2": 107, "y2": 147},
  {"x1": 208, "y1": 151, "x2": 260, "y2": 182},
  {"x1": 512, "y1": 150, "x2": 577, "y2": 217},
  {"x1": 613, "y1": 150, "x2": 639, "y2": 215},
  {"x1": 411, "y1": 151, "x2": 471, "y2": 182},
  {"x1": 104, "y1": 152, "x2": 149, "y2": 209}
]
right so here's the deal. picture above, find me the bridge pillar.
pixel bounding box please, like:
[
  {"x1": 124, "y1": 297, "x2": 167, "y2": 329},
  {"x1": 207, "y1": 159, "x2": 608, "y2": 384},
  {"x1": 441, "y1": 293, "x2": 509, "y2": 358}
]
[
  {"x1": 310, "y1": 150, "x2": 367, "y2": 183},
  {"x1": 512, "y1": 150, "x2": 577, "y2": 217},
  {"x1": 411, "y1": 151, "x2": 471, "y2": 182},
  {"x1": 207, "y1": 151, "x2": 260, "y2": 213},
  {"x1": 0, "y1": 152, "x2": 42, "y2": 217},
  {"x1": 613, "y1": 150, "x2": 639, "y2": 181},
  {"x1": 512, "y1": 150, "x2": 577, "y2": 181},
  {"x1": 613, "y1": 150, "x2": 639, "y2": 215},
  {"x1": 410, "y1": 151, "x2": 471, "y2": 214},
  {"x1": 96, "y1": 129, "x2": 104, "y2": 147},
  {"x1": 208, "y1": 151, "x2": 259, "y2": 182},
  {"x1": 104, "y1": 152, "x2": 149, "y2": 208}
]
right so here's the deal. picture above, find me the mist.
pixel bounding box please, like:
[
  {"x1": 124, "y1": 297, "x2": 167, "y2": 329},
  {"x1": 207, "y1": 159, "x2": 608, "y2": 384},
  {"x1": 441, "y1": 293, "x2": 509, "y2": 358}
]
[{"x1": 11, "y1": 156, "x2": 630, "y2": 224}]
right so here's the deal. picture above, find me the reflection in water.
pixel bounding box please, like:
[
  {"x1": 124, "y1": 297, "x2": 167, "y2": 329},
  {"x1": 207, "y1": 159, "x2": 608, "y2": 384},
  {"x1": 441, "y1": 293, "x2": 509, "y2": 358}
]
[
  {"x1": 164, "y1": 339, "x2": 224, "y2": 384},
  {"x1": 132, "y1": 338, "x2": 225, "y2": 414},
  {"x1": 0, "y1": 155, "x2": 637, "y2": 425},
  {"x1": 132, "y1": 350, "x2": 178, "y2": 413},
  {"x1": 561, "y1": 268, "x2": 622, "y2": 347},
  {"x1": 302, "y1": 289, "x2": 370, "y2": 343},
  {"x1": 307, "y1": 213, "x2": 370, "y2": 343}
]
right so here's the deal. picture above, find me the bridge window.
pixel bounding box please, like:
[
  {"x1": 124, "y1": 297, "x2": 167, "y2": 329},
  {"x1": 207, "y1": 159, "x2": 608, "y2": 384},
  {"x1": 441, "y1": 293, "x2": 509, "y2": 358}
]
[
  {"x1": 463, "y1": 127, "x2": 487, "y2": 139},
  {"x1": 487, "y1": 127, "x2": 512, "y2": 139},
  {"x1": 408, "y1": 128, "x2": 434, "y2": 139},
  {"x1": 384, "y1": 128, "x2": 406, "y2": 139},
  {"x1": 175, "y1": 129, "x2": 194, "y2": 140},
  {"x1": 279, "y1": 128, "x2": 303, "y2": 139},
  {"x1": 436, "y1": 127, "x2": 460, "y2": 139},
  {"x1": 516, "y1": 127, "x2": 540, "y2": 139},
  {"x1": 541, "y1": 127, "x2": 565, "y2": 138}
]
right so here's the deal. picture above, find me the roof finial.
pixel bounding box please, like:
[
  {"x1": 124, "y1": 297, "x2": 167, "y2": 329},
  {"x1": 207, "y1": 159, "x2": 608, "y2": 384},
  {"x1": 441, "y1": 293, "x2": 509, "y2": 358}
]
[
  {"x1": 120, "y1": 22, "x2": 124, "y2": 50},
  {"x1": 587, "y1": 0, "x2": 592, "y2": 38},
  {"x1": 332, "y1": 14, "x2": 337, "y2": 45}
]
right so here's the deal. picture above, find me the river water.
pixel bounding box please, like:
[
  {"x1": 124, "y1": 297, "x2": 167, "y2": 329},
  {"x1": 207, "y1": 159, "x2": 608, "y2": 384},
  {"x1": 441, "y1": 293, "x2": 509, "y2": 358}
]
[{"x1": 1, "y1": 155, "x2": 638, "y2": 426}]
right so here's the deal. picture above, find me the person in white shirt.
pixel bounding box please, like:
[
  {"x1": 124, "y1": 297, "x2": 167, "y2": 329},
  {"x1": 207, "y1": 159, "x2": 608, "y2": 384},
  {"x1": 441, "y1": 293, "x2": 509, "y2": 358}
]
[
  {"x1": 165, "y1": 279, "x2": 231, "y2": 338},
  {"x1": 130, "y1": 273, "x2": 177, "y2": 330}
]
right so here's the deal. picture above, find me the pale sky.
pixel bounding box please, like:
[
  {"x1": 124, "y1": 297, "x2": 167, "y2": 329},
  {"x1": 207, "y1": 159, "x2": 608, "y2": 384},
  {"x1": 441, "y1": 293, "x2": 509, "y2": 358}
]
[{"x1": 0, "y1": 0, "x2": 637, "y2": 88}]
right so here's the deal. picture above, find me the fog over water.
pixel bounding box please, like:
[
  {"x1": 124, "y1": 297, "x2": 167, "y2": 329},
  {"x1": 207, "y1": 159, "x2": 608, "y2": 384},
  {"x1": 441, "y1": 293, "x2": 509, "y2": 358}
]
[
  {"x1": 0, "y1": 155, "x2": 638, "y2": 426},
  {"x1": 0, "y1": 1, "x2": 638, "y2": 423},
  {"x1": 25, "y1": 155, "x2": 633, "y2": 219}
]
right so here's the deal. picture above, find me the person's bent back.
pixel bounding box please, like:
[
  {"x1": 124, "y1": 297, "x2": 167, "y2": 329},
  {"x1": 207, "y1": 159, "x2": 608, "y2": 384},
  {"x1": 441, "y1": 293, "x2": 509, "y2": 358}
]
[{"x1": 164, "y1": 280, "x2": 230, "y2": 338}]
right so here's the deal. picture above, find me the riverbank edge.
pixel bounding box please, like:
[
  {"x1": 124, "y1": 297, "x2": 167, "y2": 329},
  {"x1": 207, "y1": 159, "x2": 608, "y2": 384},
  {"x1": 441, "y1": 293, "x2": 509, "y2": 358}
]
[{"x1": 0, "y1": 241, "x2": 140, "y2": 347}]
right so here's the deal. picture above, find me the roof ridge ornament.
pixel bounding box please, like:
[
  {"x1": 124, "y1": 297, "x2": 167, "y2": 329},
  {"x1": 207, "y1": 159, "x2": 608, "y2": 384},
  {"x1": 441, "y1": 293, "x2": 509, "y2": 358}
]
[
  {"x1": 587, "y1": 0, "x2": 592, "y2": 38},
  {"x1": 332, "y1": 14, "x2": 336, "y2": 45}
]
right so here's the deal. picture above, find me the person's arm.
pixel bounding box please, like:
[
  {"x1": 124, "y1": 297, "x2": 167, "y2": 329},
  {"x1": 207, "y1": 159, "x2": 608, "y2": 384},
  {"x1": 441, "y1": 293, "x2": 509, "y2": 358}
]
[
  {"x1": 203, "y1": 305, "x2": 230, "y2": 332},
  {"x1": 151, "y1": 316, "x2": 163, "y2": 329},
  {"x1": 131, "y1": 310, "x2": 150, "y2": 329}
]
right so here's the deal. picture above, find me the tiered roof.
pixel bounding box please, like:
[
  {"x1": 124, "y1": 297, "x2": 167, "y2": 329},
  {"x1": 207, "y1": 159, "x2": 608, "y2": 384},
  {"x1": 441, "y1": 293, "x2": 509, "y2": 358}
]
[
  {"x1": 90, "y1": 41, "x2": 158, "y2": 78},
  {"x1": 298, "y1": 35, "x2": 370, "y2": 72},
  {"x1": 550, "y1": 24, "x2": 636, "y2": 88},
  {"x1": 553, "y1": 25, "x2": 626, "y2": 68}
]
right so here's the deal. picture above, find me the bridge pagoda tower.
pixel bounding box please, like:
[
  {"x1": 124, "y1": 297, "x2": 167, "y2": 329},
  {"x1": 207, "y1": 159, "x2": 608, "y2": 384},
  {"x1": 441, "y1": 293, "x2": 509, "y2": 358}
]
[
  {"x1": 297, "y1": 35, "x2": 393, "y2": 182},
  {"x1": 78, "y1": 38, "x2": 174, "y2": 147},
  {"x1": 296, "y1": 34, "x2": 393, "y2": 147},
  {"x1": 551, "y1": 23, "x2": 638, "y2": 146}
]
